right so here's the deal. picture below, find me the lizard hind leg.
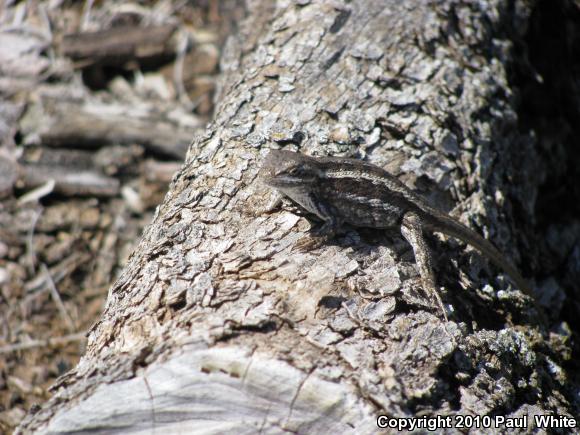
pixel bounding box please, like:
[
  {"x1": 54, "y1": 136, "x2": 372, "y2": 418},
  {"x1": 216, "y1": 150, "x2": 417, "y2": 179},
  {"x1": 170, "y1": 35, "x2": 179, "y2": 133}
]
[{"x1": 401, "y1": 211, "x2": 449, "y2": 323}]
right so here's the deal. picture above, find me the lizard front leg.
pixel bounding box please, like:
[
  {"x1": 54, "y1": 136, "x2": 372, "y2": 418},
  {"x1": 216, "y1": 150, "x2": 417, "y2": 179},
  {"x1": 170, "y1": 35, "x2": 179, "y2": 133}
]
[
  {"x1": 294, "y1": 194, "x2": 341, "y2": 252},
  {"x1": 400, "y1": 211, "x2": 448, "y2": 322}
]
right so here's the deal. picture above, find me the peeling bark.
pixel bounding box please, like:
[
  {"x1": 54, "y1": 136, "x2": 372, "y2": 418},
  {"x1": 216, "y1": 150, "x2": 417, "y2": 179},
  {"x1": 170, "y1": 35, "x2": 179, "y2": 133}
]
[{"x1": 18, "y1": 0, "x2": 577, "y2": 433}]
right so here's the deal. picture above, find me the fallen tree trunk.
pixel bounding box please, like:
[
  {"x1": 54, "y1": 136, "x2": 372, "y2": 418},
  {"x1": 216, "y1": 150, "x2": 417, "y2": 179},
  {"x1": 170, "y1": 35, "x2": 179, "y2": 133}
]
[{"x1": 18, "y1": 0, "x2": 577, "y2": 433}]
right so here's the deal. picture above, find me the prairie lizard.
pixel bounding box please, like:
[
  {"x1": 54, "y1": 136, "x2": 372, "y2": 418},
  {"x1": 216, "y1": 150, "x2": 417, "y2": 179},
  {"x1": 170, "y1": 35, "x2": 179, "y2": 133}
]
[{"x1": 259, "y1": 149, "x2": 537, "y2": 322}]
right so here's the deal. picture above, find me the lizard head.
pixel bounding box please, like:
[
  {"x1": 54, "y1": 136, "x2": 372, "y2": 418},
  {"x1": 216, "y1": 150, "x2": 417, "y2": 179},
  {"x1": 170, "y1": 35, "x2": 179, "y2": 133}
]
[{"x1": 260, "y1": 150, "x2": 321, "y2": 191}]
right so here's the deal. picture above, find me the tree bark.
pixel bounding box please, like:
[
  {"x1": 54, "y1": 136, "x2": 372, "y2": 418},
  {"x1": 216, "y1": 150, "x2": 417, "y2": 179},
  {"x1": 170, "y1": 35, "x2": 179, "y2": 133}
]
[{"x1": 18, "y1": 0, "x2": 577, "y2": 433}]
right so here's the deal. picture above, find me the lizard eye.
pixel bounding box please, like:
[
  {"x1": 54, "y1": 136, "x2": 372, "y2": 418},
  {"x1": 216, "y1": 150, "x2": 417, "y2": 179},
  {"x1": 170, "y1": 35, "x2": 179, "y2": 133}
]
[{"x1": 288, "y1": 167, "x2": 301, "y2": 176}]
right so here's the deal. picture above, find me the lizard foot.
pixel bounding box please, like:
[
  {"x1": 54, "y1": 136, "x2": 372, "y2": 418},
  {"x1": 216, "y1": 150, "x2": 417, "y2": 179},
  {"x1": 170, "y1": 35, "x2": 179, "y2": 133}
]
[{"x1": 293, "y1": 235, "x2": 329, "y2": 252}]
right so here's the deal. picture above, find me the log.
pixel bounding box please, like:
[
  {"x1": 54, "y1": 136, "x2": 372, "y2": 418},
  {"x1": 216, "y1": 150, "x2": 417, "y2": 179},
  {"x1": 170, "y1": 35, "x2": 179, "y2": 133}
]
[
  {"x1": 19, "y1": 148, "x2": 121, "y2": 197},
  {"x1": 61, "y1": 24, "x2": 178, "y2": 68},
  {"x1": 20, "y1": 96, "x2": 200, "y2": 159},
  {"x1": 17, "y1": 0, "x2": 576, "y2": 433}
]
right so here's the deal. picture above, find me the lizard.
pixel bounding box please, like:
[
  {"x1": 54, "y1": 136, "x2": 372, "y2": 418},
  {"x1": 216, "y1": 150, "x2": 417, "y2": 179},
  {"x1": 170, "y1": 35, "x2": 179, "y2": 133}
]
[{"x1": 259, "y1": 149, "x2": 539, "y2": 322}]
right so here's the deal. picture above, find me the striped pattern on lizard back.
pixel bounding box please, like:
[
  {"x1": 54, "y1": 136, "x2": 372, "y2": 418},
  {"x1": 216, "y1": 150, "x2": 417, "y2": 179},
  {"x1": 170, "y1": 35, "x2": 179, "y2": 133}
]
[{"x1": 315, "y1": 158, "x2": 426, "y2": 228}]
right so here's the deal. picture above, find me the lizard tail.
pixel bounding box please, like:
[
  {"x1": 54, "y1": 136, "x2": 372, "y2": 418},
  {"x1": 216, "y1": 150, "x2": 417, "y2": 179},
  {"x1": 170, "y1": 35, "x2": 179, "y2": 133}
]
[{"x1": 428, "y1": 213, "x2": 534, "y2": 297}]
